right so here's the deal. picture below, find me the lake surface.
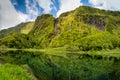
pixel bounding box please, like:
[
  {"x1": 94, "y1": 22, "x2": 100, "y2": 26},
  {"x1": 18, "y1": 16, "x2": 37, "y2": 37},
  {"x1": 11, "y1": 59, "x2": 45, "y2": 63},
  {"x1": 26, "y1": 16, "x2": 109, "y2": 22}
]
[{"x1": 0, "y1": 50, "x2": 120, "y2": 80}]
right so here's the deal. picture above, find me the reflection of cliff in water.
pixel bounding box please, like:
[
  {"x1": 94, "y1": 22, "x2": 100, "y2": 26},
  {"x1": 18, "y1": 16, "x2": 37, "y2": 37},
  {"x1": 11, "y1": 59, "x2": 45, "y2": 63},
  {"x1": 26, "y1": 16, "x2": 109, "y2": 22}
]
[{"x1": 0, "y1": 50, "x2": 120, "y2": 80}]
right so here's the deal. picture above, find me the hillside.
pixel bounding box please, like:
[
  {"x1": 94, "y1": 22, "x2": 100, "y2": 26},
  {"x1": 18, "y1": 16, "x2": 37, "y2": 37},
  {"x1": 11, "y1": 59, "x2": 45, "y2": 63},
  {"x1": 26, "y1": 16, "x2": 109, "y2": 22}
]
[
  {"x1": 0, "y1": 6, "x2": 120, "y2": 50},
  {"x1": 0, "y1": 22, "x2": 34, "y2": 38}
]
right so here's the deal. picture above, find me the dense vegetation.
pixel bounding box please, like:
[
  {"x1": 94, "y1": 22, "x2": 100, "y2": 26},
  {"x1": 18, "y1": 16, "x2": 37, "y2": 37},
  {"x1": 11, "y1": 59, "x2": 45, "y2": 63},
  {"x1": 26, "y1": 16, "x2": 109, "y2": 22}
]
[
  {"x1": 0, "y1": 63, "x2": 35, "y2": 80},
  {"x1": 0, "y1": 33, "x2": 34, "y2": 48},
  {"x1": 29, "y1": 14, "x2": 55, "y2": 48},
  {"x1": 48, "y1": 6, "x2": 120, "y2": 50},
  {"x1": 0, "y1": 6, "x2": 120, "y2": 50}
]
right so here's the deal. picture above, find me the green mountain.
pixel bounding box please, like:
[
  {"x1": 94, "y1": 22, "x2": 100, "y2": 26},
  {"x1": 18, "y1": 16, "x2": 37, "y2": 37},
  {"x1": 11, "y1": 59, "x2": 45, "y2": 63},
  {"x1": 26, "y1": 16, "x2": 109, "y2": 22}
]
[
  {"x1": 0, "y1": 6, "x2": 120, "y2": 50},
  {"x1": 0, "y1": 22, "x2": 34, "y2": 38},
  {"x1": 0, "y1": 22, "x2": 34, "y2": 48}
]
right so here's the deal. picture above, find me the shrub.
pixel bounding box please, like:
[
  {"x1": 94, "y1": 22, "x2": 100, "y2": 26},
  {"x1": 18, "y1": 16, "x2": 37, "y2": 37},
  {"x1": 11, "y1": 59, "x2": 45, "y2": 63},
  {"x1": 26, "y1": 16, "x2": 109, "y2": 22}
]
[{"x1": 0, "y1": 63, "x2": 34, "y2": 80}]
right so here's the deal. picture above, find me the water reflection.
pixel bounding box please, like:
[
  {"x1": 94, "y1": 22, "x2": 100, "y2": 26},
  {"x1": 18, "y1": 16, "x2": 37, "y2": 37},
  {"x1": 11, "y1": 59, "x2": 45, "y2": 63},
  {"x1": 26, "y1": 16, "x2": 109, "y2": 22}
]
[{"x1": 0, "y1": 50, "x2": 120, "y2": 80}]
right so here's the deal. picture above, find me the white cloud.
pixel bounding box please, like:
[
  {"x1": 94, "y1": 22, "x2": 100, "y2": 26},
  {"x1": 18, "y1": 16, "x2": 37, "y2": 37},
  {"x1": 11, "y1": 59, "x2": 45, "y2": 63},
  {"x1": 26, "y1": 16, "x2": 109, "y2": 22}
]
[
  {"x1": 25, "y1": 0, "x2": 39, "y2": 21},
  {"x1": 12, "y1": 0, "x2": 18, "y2": 6},
  {"x1": 17, "y1": 12, "x2": 28, "y2": 21},
  {"x1": 0, "y1": 0, "x2": 28, "y2": 30},
  {"x1": 89, "y1": 0, "x2": 120, "y2": 11},
  {"x1": 57, "y1": 0, "x2": 83, "y2": 17},
  {"x1": 25, "y1": 0, "x2": 56, "y2": 16},
  {"x1": 37, "y1": 0, "x2": 54, "y2": 13},
  {"x1": 0, "y1": 0, "x2": 56, "y2": 30}
]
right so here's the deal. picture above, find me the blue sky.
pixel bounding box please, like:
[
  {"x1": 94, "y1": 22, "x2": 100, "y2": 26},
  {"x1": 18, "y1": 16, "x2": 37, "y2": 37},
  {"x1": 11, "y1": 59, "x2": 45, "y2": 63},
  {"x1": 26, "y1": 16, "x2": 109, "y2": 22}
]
[
  {"x1": 0, "y1": 0, "x2": 120, "y2": 30},
  {"x1": 10, "y1": 0, "x2": 91, "y2": 17}
]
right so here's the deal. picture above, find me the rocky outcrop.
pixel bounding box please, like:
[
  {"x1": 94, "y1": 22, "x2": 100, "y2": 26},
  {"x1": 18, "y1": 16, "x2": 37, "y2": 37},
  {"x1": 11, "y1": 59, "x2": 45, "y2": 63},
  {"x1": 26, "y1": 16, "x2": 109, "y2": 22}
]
[{"x1": 79, "y1": 15, "x2": 106, "y2": 30}]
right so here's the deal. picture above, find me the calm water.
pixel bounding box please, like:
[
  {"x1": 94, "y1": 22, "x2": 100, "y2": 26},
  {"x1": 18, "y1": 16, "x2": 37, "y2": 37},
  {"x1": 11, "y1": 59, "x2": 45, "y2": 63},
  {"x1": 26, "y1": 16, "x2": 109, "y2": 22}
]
[{"x1": 0, "y1": 50, "x2": 120, "y2": 80}]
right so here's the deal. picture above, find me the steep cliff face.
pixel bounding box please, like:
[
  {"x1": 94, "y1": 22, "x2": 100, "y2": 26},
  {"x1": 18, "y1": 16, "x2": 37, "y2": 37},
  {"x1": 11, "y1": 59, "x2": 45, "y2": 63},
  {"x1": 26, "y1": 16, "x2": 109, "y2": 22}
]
[
  {"x1": 76, "y1": 14, "x2": 106, "y2": 30},
  {"x1": 29, "y1": 14, "x2": 55, "y2": 48},
  {"x1": 74, "y1": 6, "x2": 120, "y2": 33},
  {"x1": 48, "y1": 6, "x2": 120, "y2": 50},
  {"x1": 29, "y1": 14, "x2": 55, "y2": 36}
]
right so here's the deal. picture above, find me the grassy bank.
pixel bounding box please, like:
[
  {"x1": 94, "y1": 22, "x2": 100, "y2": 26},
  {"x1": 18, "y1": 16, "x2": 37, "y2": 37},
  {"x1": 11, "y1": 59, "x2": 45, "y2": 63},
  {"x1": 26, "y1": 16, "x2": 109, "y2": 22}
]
[{"x1": 1, "y1": 47, "x2": 120, "y2": 59}]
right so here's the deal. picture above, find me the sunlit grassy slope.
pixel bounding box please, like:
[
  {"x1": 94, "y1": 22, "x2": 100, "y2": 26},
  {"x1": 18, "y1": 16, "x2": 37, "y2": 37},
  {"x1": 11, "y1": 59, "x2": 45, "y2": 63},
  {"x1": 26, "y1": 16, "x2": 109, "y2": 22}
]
[
  {"x1": 21, "y1": 22, "x2": 34, "y2": 34},
  {"x1": 0, "y1": 22, "x2": 34, "y2": 38}
]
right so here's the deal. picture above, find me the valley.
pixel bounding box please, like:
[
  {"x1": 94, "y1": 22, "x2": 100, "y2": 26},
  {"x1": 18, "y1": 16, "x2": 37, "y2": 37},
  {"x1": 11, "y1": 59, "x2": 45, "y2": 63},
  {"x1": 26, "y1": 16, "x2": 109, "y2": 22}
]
[{"x1": 0, "y1": 6, "x2": 120, "y2": 80}]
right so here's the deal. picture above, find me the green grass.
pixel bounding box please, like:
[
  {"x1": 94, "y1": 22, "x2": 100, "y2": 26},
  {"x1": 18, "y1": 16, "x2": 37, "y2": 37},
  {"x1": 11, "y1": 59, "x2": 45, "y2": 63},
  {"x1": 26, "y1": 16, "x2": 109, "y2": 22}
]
[
  {"x1": 21, "y1": 22, "x2": 34, "y2": 34},
  {"x1": 0, "y1": 63, "x2": 35, "y2": 80},
  {"x1": 1, "y1": 47, "x2": 120, "y2": 58}
]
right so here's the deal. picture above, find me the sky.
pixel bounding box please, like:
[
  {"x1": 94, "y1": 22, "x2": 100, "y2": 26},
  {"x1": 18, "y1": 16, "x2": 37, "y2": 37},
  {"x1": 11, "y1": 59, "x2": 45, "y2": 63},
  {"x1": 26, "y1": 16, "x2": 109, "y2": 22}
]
[{"x1": 0, "y1": 0, "x2": 120, "y2": 30}]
